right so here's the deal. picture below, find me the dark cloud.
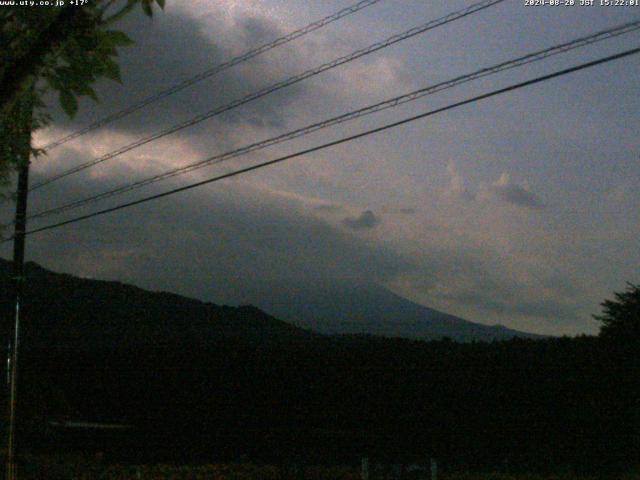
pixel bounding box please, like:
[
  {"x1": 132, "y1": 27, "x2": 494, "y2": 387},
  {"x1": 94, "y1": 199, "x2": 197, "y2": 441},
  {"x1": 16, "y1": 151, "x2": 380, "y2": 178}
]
[
  {"x1": 4, "y1": 161, "x2": 408, "y2": 305},
  {"x1": 490, "y1": 174, "x2": 545, "y2": 210},
  {"x1": 236, "y1": 14, "x2": 280, "y2": 48},
  {"x1": 342, "y1": 210, "x2": 380, "y2": 230},
  {"x1": 398, "y1": 208, "x2": 417, "y2": 215},
  {"x1": 0, "y1": 153, "x2": 585, "y2": 335},
  {"x1": 493, "y1": 184, "x2": 545, "y2": 209},
  {"x1": 365, "y1": 207, "x2": 416, "y2": 215},
  {"x1": 0, "y1": 138, "x2": 586, "y2": 336},
  {"x1": 42, "y1": 5, "x2": 308, "y2": 142}
]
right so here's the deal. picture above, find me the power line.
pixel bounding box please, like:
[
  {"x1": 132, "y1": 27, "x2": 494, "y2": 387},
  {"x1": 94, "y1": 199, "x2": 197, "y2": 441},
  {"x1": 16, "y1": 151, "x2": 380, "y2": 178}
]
[
  {"x1": 27, "y1": 19, "x2": 640, "y2": 221},
  {"x1": 30, "y1": 0, "x2": 506, "y2": 191},
  {"x1": 15, "y1": 46, "x2": 640, "y2": 240},
  {"x1": 37, "y1": 0, "x2": 385, "y2": 151}
]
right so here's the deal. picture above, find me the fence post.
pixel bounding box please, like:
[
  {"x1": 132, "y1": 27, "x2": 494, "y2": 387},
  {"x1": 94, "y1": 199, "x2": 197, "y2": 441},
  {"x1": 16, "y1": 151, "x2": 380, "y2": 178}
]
[
  {"x1": 361, "y1": 457, "x2": 369, "y2": 480},
  {"x1": 430, "y1": 458, "x2": 437, "y2": 480}
]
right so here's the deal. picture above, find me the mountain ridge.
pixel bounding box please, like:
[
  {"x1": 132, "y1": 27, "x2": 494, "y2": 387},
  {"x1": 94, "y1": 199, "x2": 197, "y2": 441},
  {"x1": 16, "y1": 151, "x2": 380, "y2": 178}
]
[
  {"x1": 0, "y1": 258, "x2": 543, "y2": 344},
  {"x1": 240, "y1": 279, "x2": 544, "y2": 341},
  {"x1": 0, "y1": 258, "x2": 315, "y2": 351}
]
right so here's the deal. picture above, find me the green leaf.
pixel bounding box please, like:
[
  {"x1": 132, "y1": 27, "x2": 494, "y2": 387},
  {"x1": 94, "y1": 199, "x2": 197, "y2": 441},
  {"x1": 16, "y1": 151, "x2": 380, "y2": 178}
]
[
  {"x1": 55, "y1": 66, "x2": 78, "y2": 88},
  {"x1": 100, "y1": 57, "x2": 122, "y2": 83},
  {"x1": 102, "y1": 30, "x2": 134, "y2": 48},
  {"x1": 59, "y1": 89, "x2": 78, "y2": 117},
  {"x1": 45, "y1": 74, "x2": 63, "y2": 92},
  {"x1": 141, "y1": 0, "x2": 153, "y2": 17},
  {"x1": 76, "y1": 83, "x2": 99, "y2": 102}
]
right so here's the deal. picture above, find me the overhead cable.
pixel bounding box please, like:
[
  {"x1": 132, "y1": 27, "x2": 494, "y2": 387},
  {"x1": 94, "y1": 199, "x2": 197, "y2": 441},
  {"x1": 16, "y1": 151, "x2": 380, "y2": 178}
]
[
  {"x1": 16, "y1": 46, "x2": 640, "y2": 239},
  {"x1": 30, "y1": 0, "x2": 506, "y2": 191},
  {"x1": 38, "y1": 0, "x2": 385, "y2": 151},
  {"x1": 28, "y1": 19, "x2": 640, "y2": 221}
]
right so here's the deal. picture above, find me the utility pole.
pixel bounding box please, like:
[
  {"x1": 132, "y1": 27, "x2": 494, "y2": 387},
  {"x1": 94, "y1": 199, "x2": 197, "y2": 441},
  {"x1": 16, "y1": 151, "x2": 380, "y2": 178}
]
[{"x1": 5, "y1": 88, "x2": 33, "y2": 480}]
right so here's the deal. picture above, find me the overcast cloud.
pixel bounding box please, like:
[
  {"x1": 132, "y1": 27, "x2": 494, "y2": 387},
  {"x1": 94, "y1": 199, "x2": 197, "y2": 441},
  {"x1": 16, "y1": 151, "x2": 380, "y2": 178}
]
[{"x1": 2, "y1": 0, "x2": 639, "y2": 336}]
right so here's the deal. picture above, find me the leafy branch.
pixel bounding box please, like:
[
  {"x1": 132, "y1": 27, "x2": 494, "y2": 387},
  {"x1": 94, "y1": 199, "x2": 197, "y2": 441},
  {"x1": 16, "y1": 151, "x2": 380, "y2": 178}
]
[{"x1": 0, "y1": 0, "x2": 165, "y2": 192}]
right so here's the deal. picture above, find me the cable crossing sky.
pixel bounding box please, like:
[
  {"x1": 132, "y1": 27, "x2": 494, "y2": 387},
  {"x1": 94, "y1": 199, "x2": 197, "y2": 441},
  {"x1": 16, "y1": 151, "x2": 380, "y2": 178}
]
[
  {"x1": 15, "y1": 46, "x2": 640, "y2": 240},
  {"x1": 30, "y1": 0, "x2": 506, "y2": 191},
  {"x1": 37, "y1": 0, "x2": 385, "y2": 151},
  {"x1": 27, "y1": 19, "x2": 640, "y2": 222}
]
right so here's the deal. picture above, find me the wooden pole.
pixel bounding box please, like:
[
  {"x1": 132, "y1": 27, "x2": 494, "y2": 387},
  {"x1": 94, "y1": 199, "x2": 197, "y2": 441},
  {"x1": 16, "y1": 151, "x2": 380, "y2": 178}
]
[{"x1": 5, "y1": 86, "x2": 33, "y2": 480}]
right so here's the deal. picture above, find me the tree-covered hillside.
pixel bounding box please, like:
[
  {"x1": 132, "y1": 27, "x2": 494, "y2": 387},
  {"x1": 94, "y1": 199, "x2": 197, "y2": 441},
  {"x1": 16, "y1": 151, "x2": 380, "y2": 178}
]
[{"x1": 1, "y1": 259, "x2": 638, "y2": 475}]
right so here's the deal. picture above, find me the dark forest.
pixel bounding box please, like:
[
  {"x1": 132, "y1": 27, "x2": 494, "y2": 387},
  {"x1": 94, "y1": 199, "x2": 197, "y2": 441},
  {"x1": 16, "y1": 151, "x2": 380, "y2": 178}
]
[{"x1": 1, "y1": 260, "x2": 638, "y2": 475}]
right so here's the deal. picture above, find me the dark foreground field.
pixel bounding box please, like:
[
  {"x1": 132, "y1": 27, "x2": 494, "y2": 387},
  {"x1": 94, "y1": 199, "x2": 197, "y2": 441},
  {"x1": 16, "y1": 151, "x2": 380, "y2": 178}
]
[
  {"x1": 10, "y1": 456, "x2": 640, "y2": 480},
  {"x1": 2, "y1": 263, "x2": 639, "y2": 477}
]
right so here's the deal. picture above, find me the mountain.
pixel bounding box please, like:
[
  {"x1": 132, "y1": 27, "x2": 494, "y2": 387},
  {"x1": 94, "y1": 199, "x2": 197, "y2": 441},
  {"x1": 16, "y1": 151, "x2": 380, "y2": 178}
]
[
  {"x1": 0, "y1": 258, "x2": 314, "y2": 351},
  {"x1": 1, "y1": 259, "x2": 635, "y2": 474},
  {"x1": 0, "y1": 259, "x2": 541, "y2": 345},
  {"x1": 244, "y1": 280, "x2": 543, "y2": 342}
]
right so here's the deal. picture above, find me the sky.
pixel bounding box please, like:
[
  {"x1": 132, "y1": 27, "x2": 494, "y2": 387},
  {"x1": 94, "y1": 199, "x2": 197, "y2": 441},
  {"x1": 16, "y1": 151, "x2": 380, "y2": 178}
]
[{"x1": 1, "y1": 0, "x2": 639, "y2": 336}]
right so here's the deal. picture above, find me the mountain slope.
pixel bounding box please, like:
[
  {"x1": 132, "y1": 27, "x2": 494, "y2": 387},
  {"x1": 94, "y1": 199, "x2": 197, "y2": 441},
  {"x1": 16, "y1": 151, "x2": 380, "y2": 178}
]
[
  {"x1": 0, "y1": 258, "x2": 541, "y2": 346},
  {"x1": 247, "y1": 280, "x2": 543, "y2": 341},
  {"x1": 0, "y1": 258, "x2": 314, "y2": 351}
]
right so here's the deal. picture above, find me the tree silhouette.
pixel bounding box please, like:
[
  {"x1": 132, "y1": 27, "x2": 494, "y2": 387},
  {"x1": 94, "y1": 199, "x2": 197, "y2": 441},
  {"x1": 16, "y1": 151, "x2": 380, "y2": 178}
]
[
  {"x1": 0, "y1": 0, "x2": 165, "y2": 194},
  {"x1": 594, "y1": 282, "x2": 640, "y2": 339}
]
